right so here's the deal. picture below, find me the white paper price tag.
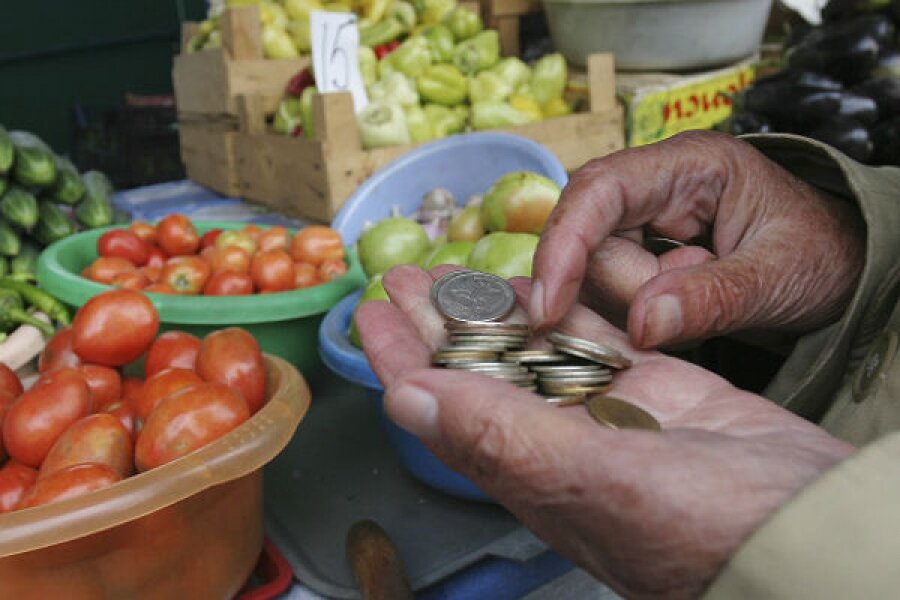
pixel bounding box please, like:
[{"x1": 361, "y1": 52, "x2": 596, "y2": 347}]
[{"x1": 310, "y1": 10, "x2": 368, "y2": 111}]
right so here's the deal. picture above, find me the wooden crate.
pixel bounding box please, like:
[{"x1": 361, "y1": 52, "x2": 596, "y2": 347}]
[
  {"x1": 232, "y1": 53, "x2": 624, "y2": 223},
  {"x1": 178, "y1": 120, "x2": 241, "y2": 197},
  {"x1": 480, "y1": 0, "x2": 543, "y2": 57},
  {"x1": 172, "y1": 6, "x2": 309, "y2": 117}
]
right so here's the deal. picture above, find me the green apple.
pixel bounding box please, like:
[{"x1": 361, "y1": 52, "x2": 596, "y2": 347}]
[
  {"x1": 481, "y1": 171, "x2": 560, "y2": 234},
  {"x1": 466, "y1": 232, "x2": 539, "y2": 279},
  {"x1": 447, "y1": 204, "x2": 485, "y2": 241},
  {"x1": 421, "y1": 240, "x2": 475, "y2": 269},
  {"x1": 349, "y1": 274, "x2": 390, "y2": 348},
  {"x1": 357, "y1": 216, "x2": 431, "y2": 277}
]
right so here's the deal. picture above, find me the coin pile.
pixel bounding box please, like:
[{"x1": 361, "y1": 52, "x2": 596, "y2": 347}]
[{"x1": 429, "y1": 270, "x2": 631, "y2": 401}]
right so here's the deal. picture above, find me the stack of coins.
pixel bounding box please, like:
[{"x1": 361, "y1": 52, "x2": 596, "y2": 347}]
[{"x1": 428, "y1": 269, "x2": 661, "y2": 430}]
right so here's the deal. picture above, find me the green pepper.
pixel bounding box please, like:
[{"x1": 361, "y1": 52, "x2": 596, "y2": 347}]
[
  {"x1": 0, "y1": 278, "x2": 69, "y2": 327},
  {"x1": 417, "y1": 63, "x2": 468, "y2": 106},
  {"x1": 0, "y1": 287, "x2": 54, "y2": 336},
  {"x1": 273, "y1": 97, "x2": 304, "y2": 135},
  {"x1": 488, "y1": 57, "x2": 532, "y2": 90},
  {"x1": 416, "y1": 23, "x2": 455, "y2": 63},
  {"x1": 443, "y1": 6, "x2": 482, "y2": 41},
  {"x1": 389, "y1": 0, "x2": 418, "y2": 31},
  {"x1": 360, "y1": 15, "x2": 405, "y2": 47},
  {"x1": 423, "y1": 103, "x2": 467, "y2": 138},
  {"x1": 383, "y1": 36, "x2": 433, "y2": 78},
  {"x1": 529, "y1": 52, "x2": 567, "y2": 106},
  {"x1": 414, "y1": 0, "x2": 456, "y2": 25},
  {"x1": 357, "y1": 101, "x2": 411, "y2": 149},
  {"x1": 368, "y1": 71, "x2": 420, "y2": 108},
  {"x1": 452, "y1": 30, "x2": 500, "y2": 75},
  {"x1": 300, "y1": 86, "x2": 318, "y2": 139},
  {"x1": 468, "y1": 70, "x2": 513, "y2": 103},
  {"x1": 470, "y1": 100, "x2": 531, "y2": 130},
  {"x1": 542, "y1": 96, "x2": 572, "y2": 118},
  {"x1": 404, "y1": 105, "x2": 435, "y2": 142},
  {"x1": 359, "y1": 45, "x2": 379, "y2": 87},
  {"x1": 287, "y1": 17, "x2": 312, "y2": 53}
]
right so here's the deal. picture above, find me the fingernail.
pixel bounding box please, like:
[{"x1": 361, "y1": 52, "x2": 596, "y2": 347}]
[
  {"x1": 529, "y1": 280, "x2": 545, "y2": 329},
  {"x1": 384, "y1": 383, "x2": 439, "y2": 441},
  {"x1": 641, "y1": 294, "x2": 683, "y2": 347}
]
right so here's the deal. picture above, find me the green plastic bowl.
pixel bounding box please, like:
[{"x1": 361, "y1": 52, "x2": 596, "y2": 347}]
[{"x1": 36, "y1": 221, "x2": 366, "y2": 379}]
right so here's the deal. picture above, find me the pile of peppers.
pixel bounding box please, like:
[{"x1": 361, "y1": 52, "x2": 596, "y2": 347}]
[{"x1": 269, "y1": 0, "x2": 573, "y2": 148}]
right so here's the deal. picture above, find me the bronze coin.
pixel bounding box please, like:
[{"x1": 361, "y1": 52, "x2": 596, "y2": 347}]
[{"x1": 585, "y1": 395, "x2": 661, "y2": 431}]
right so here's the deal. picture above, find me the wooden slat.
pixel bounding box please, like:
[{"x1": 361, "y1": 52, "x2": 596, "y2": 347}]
[
  {"x1": 485, "y1": 0, "x2": 542, "y2": 17},
  {"x1": 173, "y1": 50, "x2": 231, "y2": 115},
  {"x1": 179, "y1": 124, "x2": 240, "y2": 197},
  {"x1": 221, "y1": 5, "x2": 263, "y2": 60}
]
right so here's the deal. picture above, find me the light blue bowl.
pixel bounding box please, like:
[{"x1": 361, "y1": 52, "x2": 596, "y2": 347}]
[
  {"x1": 319, "y1": 291, "x2": 492, "y2": 502},
  {"x1": 332, "y1": 132, "x2": 568, "y2": 243},
  {"x1": 323, "y1": 133, "x2": 567, "y2": 502}
]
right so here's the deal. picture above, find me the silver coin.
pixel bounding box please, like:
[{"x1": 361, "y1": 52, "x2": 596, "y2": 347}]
[
  {"x1": 540, "y1": 380, "x2": 612, "y2": 395},
  {"x1": 500, "y1": 350, "x2": 569, "y2": 364},
  {"x1": 545, "y1": 396, "x2": 586, "y2": 407},
  {"x1": 430, "y1": 269, "x2": 472, "y2": 308},
  {"x1": 537, "y1": 374, "x2": 613, "y2": 385},
  {"x1": 547, "y1": 331, "x2": 632, "y2": 370},
  {"x1": 450, "y1": 334, "x2": 529, "y2": 345},
  {"x1": 434, "y1": 271, "x2": 517, "y2": 322},
  {"x1": 529, "y1": 364, "x2": 611, "y2": 374},
  {"x1": 446, "y1": 362, "x2": 527, "y2": 372},
  {"x1": 445, "y1": 321, "x2": 530, "y2": 335}
]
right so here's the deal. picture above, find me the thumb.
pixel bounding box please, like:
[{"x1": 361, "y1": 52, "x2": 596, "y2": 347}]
[{"x1": 627, "y1": 253, "x2": 778, "y2": 349}]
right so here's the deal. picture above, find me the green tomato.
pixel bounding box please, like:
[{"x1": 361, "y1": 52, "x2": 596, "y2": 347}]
[
  {"x1": 421, "y1": 240, "x2": 474, "y2": 269},
  {"x1": 466, "y1": 232, "x2": 539, "y2": 279},
  {"x1": 357, "y1": 216, "x2": 431, "y2": 277},
  {"x1": 447, "y1": 204, "x2": 485, "y2": 242},
  {"x1": 481, "y1": 171, "x2": 561, "y2": 234},
  {"x1": 349, "y1": 274, "x2": 390, "y2": 348}
]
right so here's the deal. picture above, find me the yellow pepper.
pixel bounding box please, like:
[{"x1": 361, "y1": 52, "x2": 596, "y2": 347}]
[
  {"x1": 541, "y1": 97, "x2": 572, "y2": 118},
  {"x1": 508, "y1": 94, "x2": 542, "y2": 122}
]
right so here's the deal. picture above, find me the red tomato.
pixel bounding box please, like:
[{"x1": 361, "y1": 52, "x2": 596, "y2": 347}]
[
  {"x1": 111, "y1": 270, "x2": 150, "y2": 291},
  {"x1": 72, "y1": 289, "x2": 160, "y2": 367},
  {"x1": 291, "y1": 226, "x2": 345, "y2": 266},
  {"x1": 98, "y1": 229, "x2": 150, "y2": 266},
  {"x1": 39, "y1": 413, "x2": 134, "y2": 480},
  {"x1": 101, "y1": 400, "x2": 139, "y2": 440},
  {"x1": 0, "y1": 461, "x2": 38, "y2": 513},
  {"x1": 135, "y1": 367, "x2": 203, "y2": 421},
  {"x1": 156, "y1": 214, "x2": 200, "y2": 256},
  {"x1": 144, "y1": 331, "x2": 202, "y2": 378},
  {"x1": 0, "y1": 389, "x2": 17, "y2": 461},
  {"x1": 134, "y1": 382, "x2": 250, "y2": 471},
  {"x1": 161, "y1": 256, "x2": 211, "y2": 294},
  {"x1": 77, "y1": 364, "x2": 122, "y2": 408},
  {"x1": 16, "y1": 463, "x2": 120, "y2": 510},
  {"x1": 258, "y1": 226, "x2": 290, "y2": 252},
  {"x1": 207, "y1": 245, "x2": 252, "y2": 275},
  {"x1": 250, "y1": 249, "x2": 295, "y2": 292},
  {"x1": 128, "y1": 221, "x2": 158, "y2": 245},
  {"x1": 2, "y1": 368, "x2": 92, "y2": 467},
  {"x1": 203, "y1": 271, "x2": 255, "y2": 296},
  {"x1": 121, "y1": 376, "x2": 144, "y2": 404},
  {"x1": 199, "y1": 228, "x2": 222, "y2": 250},
  {"x1": 144, "y1": 282, "x2": 177, "y2": 294},
  {"x1": 0, "y1": 362, "x2": 23, "y2": 397},
  {"x1": 215, "y1": 230, "x2": 257, "y2": 256},
  {"x1": 145, "y1": 246, "x2": 168, "y2": 270},
  {"x1": 319, "y1": 257, "x2": 348, "y2": 282},
  {"x1": 81, "y1": 256, "x2": 137, "y2": 285},
  {"x1": 39, "y1": 326, "x2": 82, "y2": 373},
  {"x1": 293, "y1": 262, "x2": 319, "y2": 289},
  {"x1": 197, "y1": 328, "x2": 267, "y2": 414}
]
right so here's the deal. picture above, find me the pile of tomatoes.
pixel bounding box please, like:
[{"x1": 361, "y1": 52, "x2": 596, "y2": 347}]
[
  {"x1": 0, "y1": 289, "x2": 267, "y2": 513},
  {"x1": 82, "y1": 214, "x2": 348, "y2": 295}
]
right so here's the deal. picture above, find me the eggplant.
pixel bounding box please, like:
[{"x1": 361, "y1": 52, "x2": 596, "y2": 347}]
[
  {"x1": 822, "y1": 0, "x2": 893, "y2": 23},
  {"x1": 891, "y1": 0, "x2": 900, "y2": 26},
  {"x1": 808, "y1": 116, "x2": 873, "y2": 162},
  {"x1": 870, "y1": 116, "x2": 900, "y2": 165},
  {"x1": 742, "y1": 82, "x2": 843, "y2": 130},
  {"x1": 838, "y1": 91, "x2": 880, "y2": 124},
  {"x1": 788, "y1": 31, "x2": 881, "y2": 85},
  {"x1": 753, "y1": 69, "x2": 844, "y2": 91},
  {"x1": 870, "y1": 49, "x2": 900, "y2": 80},
  {"x1": 853, "y1": 77, "x2": 900, "y2": 118},
  {"x1": 716, "y1": 111, "x2": 772, "y2": 135}
]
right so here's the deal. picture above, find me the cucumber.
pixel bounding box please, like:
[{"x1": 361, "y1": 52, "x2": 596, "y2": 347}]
[
  {"x1": 9, "y1": 130, "x2": 57, "y2": 189},
  {"x1": 75, "y1": 170, "x2": 114, "y2": 229},
  {"x1": 0, "y1": 177, "x2": 6, "y2": 197},
  {"x1": 10, "y1": 239, "x2": 39, "y2": 278},
  {"x1": 0, "y1": 256, "x2": 7, "y2": 278},
  {"x1": 49, "y1": 156, "x2": 85, "y2": 205},
  {"x1": 0, "y1": 185, "x2": 39, "y2": 230},
  {"x1": 0, "y1": 126, "x2": 13, "y2": 176},
  {"x1": 33, "y1": 200, "x2": 75, "y2": 245},
  {"x1": 0, "y1": 219, "x2": 21, "y2": 256}
]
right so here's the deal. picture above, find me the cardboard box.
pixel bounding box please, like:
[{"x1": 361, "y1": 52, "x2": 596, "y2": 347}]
[{"x1": 617, "y1": 57, "x2": 758, "y2": 147}]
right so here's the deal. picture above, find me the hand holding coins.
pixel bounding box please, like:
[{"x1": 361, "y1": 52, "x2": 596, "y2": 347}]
[{"x1": 430, "y1": 269, "x2": 658, "y2": 430}]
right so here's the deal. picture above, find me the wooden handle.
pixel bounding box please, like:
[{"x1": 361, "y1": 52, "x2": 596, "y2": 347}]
[{"x1": 346, "y1": 520, "x2": 414, "y2": 600}]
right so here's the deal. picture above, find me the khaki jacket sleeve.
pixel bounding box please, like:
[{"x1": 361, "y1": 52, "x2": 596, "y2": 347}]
[{"x1": 704, "y1": 135, "x2": 900, "y2": 598}]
